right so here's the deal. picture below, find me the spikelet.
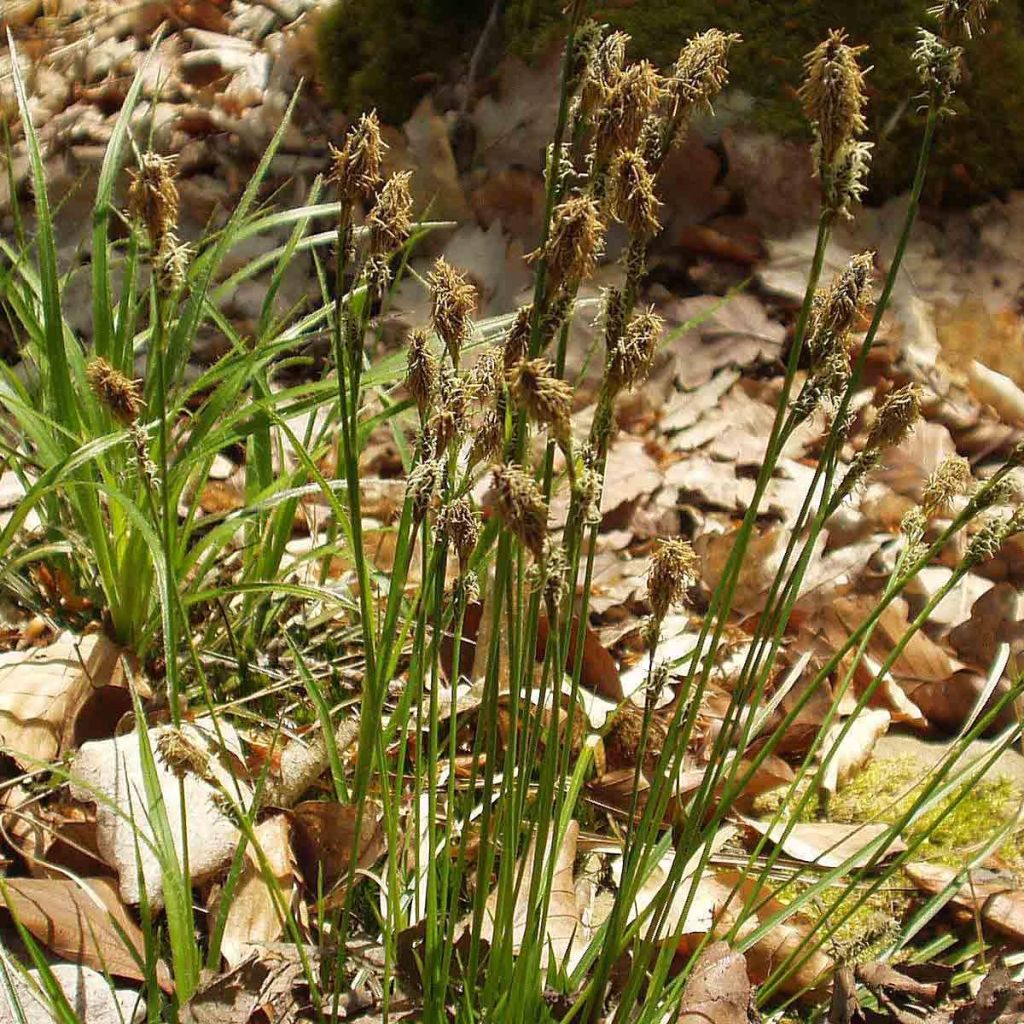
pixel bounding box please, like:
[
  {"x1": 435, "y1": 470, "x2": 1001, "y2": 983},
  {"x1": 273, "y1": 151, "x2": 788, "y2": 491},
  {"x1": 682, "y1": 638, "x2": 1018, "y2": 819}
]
[
  {"x1": 647, "y1": 538, "x2": 699, "y2": 623},
  {"x1": 964, "y1": 515, "x2": 1006, "y2": 568},
  {"x1": 407, "y1": 458, "x2": 442, "y2": 522},
  {"x1": 865, "y1": 384, "x2": 923, "y2": 452},
  {"x1": 808, "y1": 251, "x2": 874, "y2": 366},
  {"x1": 670, "y1": 28, "x2": 742, "y2": 118},
  {"x1": 798, "y1": 30, "x2": 869, "y2": 175},
  {"x1": 491, "y1": 464, "x2": 549, "y2": 560},
  {"x1": 532, "y1": 195, "x2": 605, "y2": 291},
  {"x1": 327, "y1": 111, "x2": 385, "y2": 203},
  {"x1": 470, "y1": 346, "x2": 503, "y2": 403},
  {"x1": 429, "y1": 365, "x2": 471, "y2": 454},
  {"x1": 437, "y1": 497, "x2": 480, "y2": 566},
  {"x1": 578, "y1": 30, "x2": 630, "y2": 120},
  {"x1": 608, "y1": 149, "x2": 662, "y2": 241},
  {"x1": 367, "y1": 171, "x2": 414, "y2": 255},
  {"x1": 502, "y1": 305, "x2": 533, "y2": 371},
  {"x1": 593, "y1": 60, "x2": 664, "y2": 161},
  {"x1": 913, "y1": 29, "x2": 963, "y2": 111},
  {"x1": 607, "y1": 307, "x2": 663, "y2": 394},
  {"x1": 928, "y1": 0, "x2": 996, "y2": 40},
  {"x1": 406, "y1": 329, "x2": 437, "y2": 416},
  {"x1": 471, "y1": 407, "x2": 505, "y2": 465},
  {"x1": 828, "y1": 140, "x2": 874, "y2": 218},
  {"x1": 128, "y1": 153, "x2": 179, "y2": 251},
  {"x1": 508, "y1": 357, "x2": 574, "y2": 442},
  {"x1": 154, "y1": 235, "x2": 190, "y2": 296},
  {"x1": 429, "y1": 258, "x2": 476, "y2": 365},
  {"x1": 921, "y1": 454, "x2": 973, "y2": 516},
  {"x1": 157, "y1": 728, "x2": 211, "y2": 781},
  {"x1": 86, "y1": 358, "x2": 143, "y2": 424}
]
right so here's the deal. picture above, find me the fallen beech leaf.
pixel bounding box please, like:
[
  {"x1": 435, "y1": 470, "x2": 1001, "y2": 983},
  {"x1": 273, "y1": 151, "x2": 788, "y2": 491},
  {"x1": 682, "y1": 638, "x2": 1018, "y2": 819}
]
[
  {"x1": 856, "y1": 960, "x2": 943, "y2": 1003},
  {"x1": 949, "y1": 582, "x2": 1024, "y2": 668},
  {"x1": 905, "y1": 862, "x2": 1024, "y2": 944},
  {"x1": 741, "y1": 818, "x2": 906, "y2": 870},
  {"x1": 218, "y1": 815, "x2": 296, "y2": 968},
  {"x1": 0, "y1": 876, "x2": 172, "y2": 993},
  {"x1": 903, "y1": 669, "x2": 1018, "y2": 736},
  {"x1": 0, "y1": 963, "x2": 145, "y2": 1024},
  {"x1": 0, "y1": 632, "x2": 135, "y2": 768},
  {"x1": 69, "y1": 719, "x2": 251, "y2": 907},
  {"x1": 477, "y1": 820, "x2": 586, "y2": 969},
  {"x1": 678, "y1": 940, "x2": 753, "y2": 1024},
  {"x1": 290, "y1": 800, "x2": 385, "y2": 894},
  {"x1": 675, "y1": 869, "x2": 832, "y2": 999},
  {"x1": 820, "y1": 709, "x2": 891, "y2": 795},
  {"x1": 968, "y1": 359, "x2": 1024, "y2": 426}
]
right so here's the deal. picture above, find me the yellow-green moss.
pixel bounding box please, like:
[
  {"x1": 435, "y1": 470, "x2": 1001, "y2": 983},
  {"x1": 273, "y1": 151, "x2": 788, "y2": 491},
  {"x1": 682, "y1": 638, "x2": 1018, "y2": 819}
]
[{"x1": 830, "y1": 755, "x2": 1024, "y2": 877}]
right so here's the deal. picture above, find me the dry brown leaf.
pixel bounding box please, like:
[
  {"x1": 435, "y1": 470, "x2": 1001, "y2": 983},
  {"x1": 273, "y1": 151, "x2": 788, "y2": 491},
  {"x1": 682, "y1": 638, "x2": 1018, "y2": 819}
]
[
  {"x1": 0, "y1": 963, "x2": 145, "y2": 1024},
  {"x1": 904, "y1": 669, "x2": 1018, "y2": 736},
  {"x1": 741, "y1": 818, "x2": 906, "y2": 870},
  {"x1": 218, "y1": 815, "x2": 296, "y2": 968},
  {"x1": 289, "y1": 800, "x2": 385, "y2": 894},
  {"x1": 949, "y1": 582, "x2": 1024, "y2": 668},
  {"x1": 0, "y1": 632, "x2": 135, "y2": 769},
  {"x1": 0, "y1": 876, "x2": 173, "y2": 993},
  {"x1": 477, "y1": 820, "x2": 586, "y2": 969},
  {"x1": 905, "y1": 862, "x2": 1024, "y2": 944},
  {"x1": 677, "y1": 940, "x2": 754, "y2": 1024},
  {"x1": 69, "y1": 719, "x2": 251, "y2": 907}
]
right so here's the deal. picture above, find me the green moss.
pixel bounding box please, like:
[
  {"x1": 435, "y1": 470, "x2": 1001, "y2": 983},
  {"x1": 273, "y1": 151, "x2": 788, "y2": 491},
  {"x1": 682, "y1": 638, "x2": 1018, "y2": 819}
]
[
  {"x1": 830, "y1": 756, "x2": 1024, "y2": 876},
  {"x1": 504, "y1": 0, "x2": 1024, "y2": 202},
  {"x1": 316, "y1": 0, "x2": 490, "y2": 123}
]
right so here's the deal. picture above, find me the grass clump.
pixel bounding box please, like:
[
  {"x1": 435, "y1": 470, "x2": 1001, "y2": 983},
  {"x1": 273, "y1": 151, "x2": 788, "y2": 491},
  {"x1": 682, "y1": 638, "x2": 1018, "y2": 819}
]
[{"x1": 1, "y1": 1, "x2": 1024, "y2": 1022}]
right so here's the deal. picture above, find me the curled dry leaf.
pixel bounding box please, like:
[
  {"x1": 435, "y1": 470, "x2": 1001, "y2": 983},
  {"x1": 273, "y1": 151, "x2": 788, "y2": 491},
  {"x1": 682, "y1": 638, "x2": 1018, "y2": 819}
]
[
  {"x1": 0, "y1": 876, "x2": 172, "y2": 993},
  {"x1": 217, "y1": 814, "x2": 297, "y2": 968},
  {"x1": 0, "y1": 632, "x2": 137, "y2": 769},
  {"x1": 967, "y1": 360, "x2": 1024, "y2": 426},
  {"x1": 677, "y1": 941, "x2": 755, "y2": 1024},
  {"x1": 820, "y1": 708, "x2": 891, "y2": 795},
  {"x1": 68, "y1": 718, "x2": 251, "y2": 907}
]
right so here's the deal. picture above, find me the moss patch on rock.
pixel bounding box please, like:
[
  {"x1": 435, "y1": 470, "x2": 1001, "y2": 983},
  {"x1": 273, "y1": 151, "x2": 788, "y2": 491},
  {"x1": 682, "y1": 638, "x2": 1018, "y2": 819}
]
[
  {"x1": 315, "y1": 0, "x2": 489, "y2": 124},
  {"x1": 507, "y1": 0, "x2": 1024, "y2": 203}
]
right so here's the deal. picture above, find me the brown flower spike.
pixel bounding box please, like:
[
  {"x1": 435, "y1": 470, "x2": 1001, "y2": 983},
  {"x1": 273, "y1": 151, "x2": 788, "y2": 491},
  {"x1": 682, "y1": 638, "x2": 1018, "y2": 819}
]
[
  {"x1": 866, "y1": 384, "x2": 923, "y2": 452},
  {"x1": 437, "y1": 497, "x2": 480, "y2": 566},
  {"x1": 368, "y1": 171, "x2": 414, "y2": 255},
  {"x1": 87, "y1": 358, "x2": 143, "y2": 424},
  {"x1": 534, "y1": 196, "x2": 605, "y2": 291},
  {"x1": 406, "y1": 329, "x2": 437, "y2": 416},
  {"x1": 607, "y1": 307, "x2": 663, "y2": 395},
  {"x1": 508, "y1": 357, "x2": 573, "y2": 442},
  {"x1": 671, "y1": 29, "x2": 742, "y2": 117},
  {"x1": 327, "y1": 111, "x2": 385, "y2": 203},
  {"x1": 429, "y1": 258, "x2": 476, "y2": 365},
  {"x1": 929, "y1": 0, "x2": 996, "y2": 40},
  {"x1": 491, "y1": 464, "x2": 549, "y2": 560},
  {"x1": 799, "y1": 29, "x2": 869, "y2": 173},
  {"x1": 609, "y1": 150, "x2": 662, "y2": 241},
  {"x1": 647, "y1": 538, "x2": 700, "y2": 623},
  {"x1": 128, "y1": 153, "x2": 179, "y2": 252}
]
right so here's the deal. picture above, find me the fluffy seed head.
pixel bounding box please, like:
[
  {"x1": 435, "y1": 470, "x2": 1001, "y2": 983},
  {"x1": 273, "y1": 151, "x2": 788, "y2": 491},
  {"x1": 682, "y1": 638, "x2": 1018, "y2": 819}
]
[
  {"x1": 608, "y1": 149, "x2": 662, "y2": 240},
  {"x1": 914, "y1": 29, "x2": 963, "y2": 110},
  {"x1": 429, "y1": 258, "x2": 476, "y2": 365},
  {"x1": 491, "y1": 464, "x2": 549, "y2": 560},
  {"x1": 866, "y1": 384, "x2": 923, "y2": 452},
  {"x1": 647, "y1": 538, "x2": 699, "y2": 623},
  {"x1": 128, "y1": 152, "x2": 179, "y2": 251},
  {"x1": 607, "y1": 307, "x2": 663, "y2": 394},
  {"x1": 508, "y1": 357, "x2": 574, "y2": 441},
  {"x1": 929, "y1": 0, "x2": 996, "y2": 40},
  {"x1": 327, "y1": 111, "x2": 385, "y2": 203},
  {"x1": 799, "y1": 29, "x2": 869, "y2": 172},
  {"x1": 921, "y1": 454, "x2": 973, "y2": 516},
  {"x1": 367, "y1": 171, "x2": 414, "y2": 255},
  {"x1": 671, "y1": 29, "x2": 741, "y2": 117},
  {"x1": 534, "y1": 195, "x2": 605, "y2": 290},
  {"x1": 437, "y1": 497, "x2": 480, "y2": 566},
  {"x1": 406, "y1": 329, "x2": 438, "y2": 416},
  {"x1": 86, "y1": 358, "x2": 143, "y2": 424}
]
